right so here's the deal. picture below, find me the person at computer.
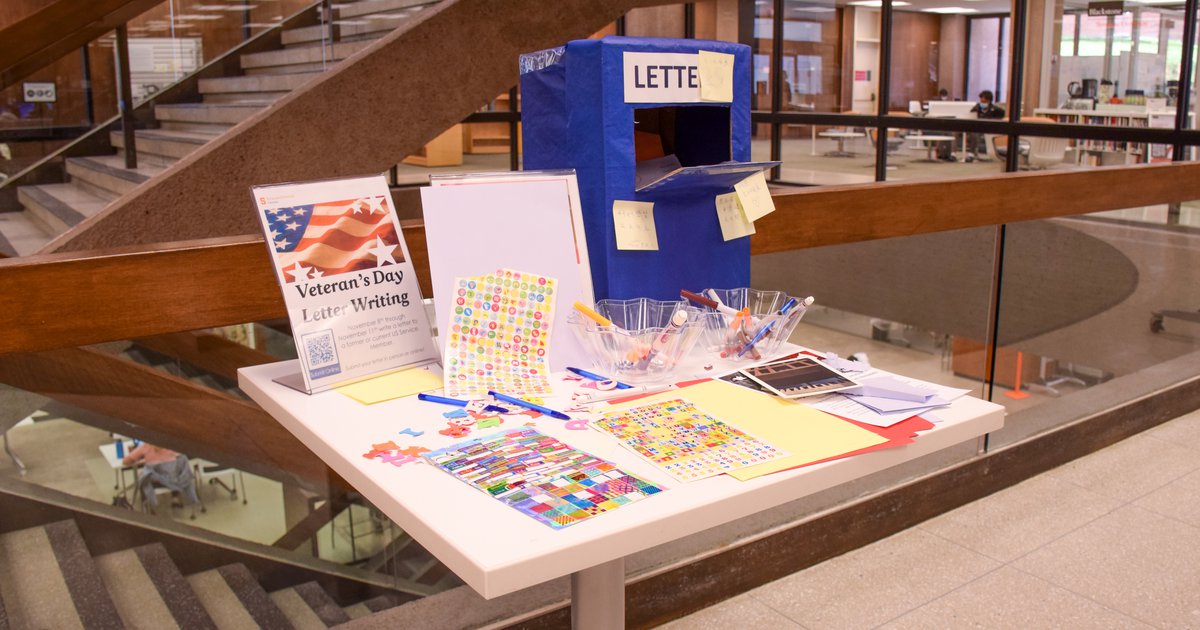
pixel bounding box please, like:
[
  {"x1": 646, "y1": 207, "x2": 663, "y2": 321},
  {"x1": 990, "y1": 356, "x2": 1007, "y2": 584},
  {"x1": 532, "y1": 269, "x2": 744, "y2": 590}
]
[
  {"x1": 966, "y1": 90, "x2": 1005, "y2": 161},
  {"x1": 122, "y1": 442, "x2": 200, "y2": 513}
]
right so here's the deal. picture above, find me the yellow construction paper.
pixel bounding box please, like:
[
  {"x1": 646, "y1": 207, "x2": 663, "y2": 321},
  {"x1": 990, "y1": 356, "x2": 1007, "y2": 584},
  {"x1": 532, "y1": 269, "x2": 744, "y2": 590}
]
[
  {"x1": 733, "y1": 171, "x2": 776, "y2": 222},
  {"x1": 698, "y1": 50, "x2": 734, "y2": 102},
  {"x1": 607, "y1": 380, "x2": 887, "y2": 481},
  {"x1": 336, "y1": 364, "x2": 443, "y2": 404}
]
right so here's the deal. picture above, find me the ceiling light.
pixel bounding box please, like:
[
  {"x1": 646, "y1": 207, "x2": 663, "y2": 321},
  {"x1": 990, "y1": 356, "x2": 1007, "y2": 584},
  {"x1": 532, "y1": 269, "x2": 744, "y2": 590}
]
[{"x1": 791, "y1": 6, "x2": 837, "y2": 11}]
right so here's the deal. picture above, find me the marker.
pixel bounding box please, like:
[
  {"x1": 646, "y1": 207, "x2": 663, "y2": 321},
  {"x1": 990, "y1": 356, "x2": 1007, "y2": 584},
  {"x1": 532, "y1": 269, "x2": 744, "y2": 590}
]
[
  {"x1": 487, "y1": 390, "x2": 572, "y2": 420},
  {"x1": 573, "y1": 301, "x2": 613, "y2": 327},
  {"x1": 680, "y1": 289, "x2": 739, "y2": 317},
  {"x1": 566, "y1": 367, "x2": 633, "y2": 389},
  {"x1": 574, "y1": 383, "x2": 673, "y2": 404},
  {"x1": 643, "y1": 309, "x2": 688, "y2": 367},
  {"x1": 736, "y1": 296, "x2": 812, "y2": 357},
  {"x1": 418, "y1": 393, "x2": 508, "y2": 414}
]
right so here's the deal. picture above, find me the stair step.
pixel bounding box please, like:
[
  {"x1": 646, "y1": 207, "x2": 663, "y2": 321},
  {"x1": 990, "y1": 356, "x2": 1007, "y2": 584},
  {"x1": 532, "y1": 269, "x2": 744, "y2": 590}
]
[
  {"x1": 0, "y1": 211, "x2": 52, "y2": 256},
  {"x1": 65, "y1": 156, "x2": 161, "y2": 197},
  {"x1": 198, "y1": 73, "x2": 317, "y2": 98},
  {"x1": 95, "y1": 548, "x2": 182, "y2": 630},
  {"x1": 269, "y1": 581, "x2": 349, "y2": 629},
  {"x1": 18, "y1": 183, "x2": 108, "y2": 233},
  {"x1": 281, "y1": 7, "x2": 418, "y2": 48},
  {"x1": 336, "y1": 0, "x2": 438, "y2": 20},
  {"x1": 0, "y1": 521, "x2": 125, "y2": 629},
  {"x1": 346, "y1": 593, "x2": 405, "y2": 620},
  {"x1": 136, "y1": 544, "x2": 218, "y2": 629},
  {"x1": 188, "y1": 565, "x2": 293, "y2": 630},
  {"x1": 292, "y1": 582, "x2": 350, "y2": 627},
  {"x1": 187, "y1": 569, "x2": 259, "y2": 630},
  {"x1": 110, "y1": 129, "x2": 216, "y2": 162},
  {"x1": 42, "y1": 520, "x2": 125, "y2": 630},
  {"x1": 241, "y1": 40, "x2": 371, "y2": 72},
  {"x1": 155, "y1": 103, "x2": 264, "y2": 126}
]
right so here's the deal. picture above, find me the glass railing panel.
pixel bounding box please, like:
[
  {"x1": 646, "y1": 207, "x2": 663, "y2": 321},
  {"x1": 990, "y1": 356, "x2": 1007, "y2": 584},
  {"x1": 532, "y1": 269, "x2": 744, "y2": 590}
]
[
  {"x1": 0, "y1": 318, "x2": 459, "y2": 596},
  {"x1": 0, "y1": 0, "x2": 321, "y2": 193},
  {"x1": 987, "y1": 201, "x2": 1200, "y2": 447},
  {"x1": 754, "y1": 225, "x2": 998, "y2": 401}
]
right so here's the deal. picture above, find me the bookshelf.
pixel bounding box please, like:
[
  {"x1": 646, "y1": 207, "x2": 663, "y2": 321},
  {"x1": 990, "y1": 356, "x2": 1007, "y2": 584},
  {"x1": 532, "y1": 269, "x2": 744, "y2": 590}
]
[{"x1": 1032, "y1": 106, "x2": 1186, "y2": 166}]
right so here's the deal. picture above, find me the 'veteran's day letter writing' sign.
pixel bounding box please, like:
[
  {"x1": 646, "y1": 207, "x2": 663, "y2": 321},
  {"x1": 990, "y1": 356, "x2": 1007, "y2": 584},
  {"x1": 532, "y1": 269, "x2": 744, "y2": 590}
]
[
  {"x1": 623, "y1": 52, "x2": 703, "y2": 103},
  {"x1": 252, "y1": 174, "x2": 439, "y2": 394}
]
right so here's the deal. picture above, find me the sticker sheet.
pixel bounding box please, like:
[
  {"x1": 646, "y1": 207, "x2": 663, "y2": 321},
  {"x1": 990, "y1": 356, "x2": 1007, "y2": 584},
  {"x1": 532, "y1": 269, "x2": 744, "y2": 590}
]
[
  {"x1": 423, "y1": 427, "x2": 665, "y2": 529},
  {"x1": 444, "y1": 268, "x2": 557, "y2": 397},
  {"x1": 594, "y1": 398, "x2": 788, "y2": 482}
]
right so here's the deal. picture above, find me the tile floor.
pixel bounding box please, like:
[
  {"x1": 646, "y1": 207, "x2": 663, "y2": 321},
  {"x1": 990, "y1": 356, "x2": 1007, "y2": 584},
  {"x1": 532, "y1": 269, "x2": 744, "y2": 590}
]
[{"x1": 660, "y1": 407, "x2": 1200, "y2": 629}]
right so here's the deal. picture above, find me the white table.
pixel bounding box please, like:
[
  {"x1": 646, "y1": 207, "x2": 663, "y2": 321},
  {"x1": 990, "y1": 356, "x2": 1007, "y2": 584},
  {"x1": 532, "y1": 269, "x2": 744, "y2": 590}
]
[
  {"x1": 239, "y1": 356, "x2": 1003, "y2": 628},
  {"x1": 818, "y1": 130, "x2": 865, "y2": 157},
  {"x1": 98, "y1": 441, "x2": 138, "y2": 498},
  {"x1": 908, "y1": 134, "x2": 957, "y2": 162}
]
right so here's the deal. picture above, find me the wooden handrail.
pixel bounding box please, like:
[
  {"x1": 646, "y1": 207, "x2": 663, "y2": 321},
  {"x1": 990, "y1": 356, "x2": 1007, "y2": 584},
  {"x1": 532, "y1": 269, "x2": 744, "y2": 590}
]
[
  {"x1": 3, "y1": 162, "x2": 1199, "y2": 356},
  {"x1": 0, "y1": 0, "x2": 166, "y2": 91}
]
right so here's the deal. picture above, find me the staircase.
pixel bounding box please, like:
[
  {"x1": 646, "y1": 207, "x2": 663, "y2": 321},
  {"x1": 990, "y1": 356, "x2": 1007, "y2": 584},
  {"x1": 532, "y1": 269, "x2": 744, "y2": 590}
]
[
  {"x1": 0, "y1": 519, "x2": 410, "y2": 629},
  {"x1": 0, "y1": 0, "x2": 439, "y2": 257}
]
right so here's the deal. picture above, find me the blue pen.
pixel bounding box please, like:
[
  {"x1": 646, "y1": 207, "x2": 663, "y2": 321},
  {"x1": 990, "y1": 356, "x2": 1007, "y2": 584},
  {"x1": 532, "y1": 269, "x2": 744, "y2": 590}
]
[
  {"x1": 418, "y1": 393, "x2": 508, "y2": 414},
  {"x1": 737, "y1": 297, "x2": 801, "y2": 357},
  {"x1": 566, "y1": 366, "x2": 633, "y2": 389},
  {"x1": 487, "y1": 390, "x2": 572, "y2": 420}
]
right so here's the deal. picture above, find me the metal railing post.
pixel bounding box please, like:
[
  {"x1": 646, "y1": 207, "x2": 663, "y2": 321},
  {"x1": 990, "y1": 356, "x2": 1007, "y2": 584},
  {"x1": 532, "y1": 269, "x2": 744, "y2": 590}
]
[{"x1": 115, "y1": 24, "x2": 137, "y2": 169}]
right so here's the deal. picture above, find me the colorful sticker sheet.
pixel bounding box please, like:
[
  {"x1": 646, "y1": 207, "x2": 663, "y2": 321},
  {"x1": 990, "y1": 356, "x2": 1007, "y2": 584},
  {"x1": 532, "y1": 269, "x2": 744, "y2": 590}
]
[
  {"x1": 443, "y1": 268, "x2": 557, "y2": 398},
  {"x1": 593, "y1": 398, "x2": 788, "y2": 482},
  {"x1": 423, "y1": 427, "x2": 664, "y2": 529}
]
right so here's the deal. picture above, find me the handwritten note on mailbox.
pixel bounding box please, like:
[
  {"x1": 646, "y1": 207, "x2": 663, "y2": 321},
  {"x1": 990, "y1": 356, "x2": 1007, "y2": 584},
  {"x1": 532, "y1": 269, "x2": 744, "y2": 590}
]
[{"x1": 613, "y1": 200, "x2": 659, "y2": 250}]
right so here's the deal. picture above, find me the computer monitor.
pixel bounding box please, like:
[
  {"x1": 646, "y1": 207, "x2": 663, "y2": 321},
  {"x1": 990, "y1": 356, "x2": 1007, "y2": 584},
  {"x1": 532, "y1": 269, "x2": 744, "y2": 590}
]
[{"x1": 926, "y1": 101, "x2": 977, "y2": 119}]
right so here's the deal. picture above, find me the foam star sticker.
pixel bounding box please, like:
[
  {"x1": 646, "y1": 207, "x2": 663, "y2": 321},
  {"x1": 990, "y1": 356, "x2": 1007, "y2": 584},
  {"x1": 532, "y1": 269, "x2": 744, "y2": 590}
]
[
  {"x1": 286, "y1": 263, "x2": 313, "y2": 282},
  {"x1": 367, "y1": 237, "x2": 397, "y2": 266}
]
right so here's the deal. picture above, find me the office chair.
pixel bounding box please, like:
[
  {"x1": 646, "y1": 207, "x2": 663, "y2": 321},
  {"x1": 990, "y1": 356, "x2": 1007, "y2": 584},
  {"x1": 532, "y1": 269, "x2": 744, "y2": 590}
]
[{"x1": 199, "y1": 462, "x2": 248, "y2": 505}]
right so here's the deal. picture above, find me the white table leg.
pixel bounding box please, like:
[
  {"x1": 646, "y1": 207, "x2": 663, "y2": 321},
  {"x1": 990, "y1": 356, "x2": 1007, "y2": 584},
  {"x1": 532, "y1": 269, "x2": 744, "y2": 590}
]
[{"x1": 571, "y1": 557, "x2": 624, "y2": 630}]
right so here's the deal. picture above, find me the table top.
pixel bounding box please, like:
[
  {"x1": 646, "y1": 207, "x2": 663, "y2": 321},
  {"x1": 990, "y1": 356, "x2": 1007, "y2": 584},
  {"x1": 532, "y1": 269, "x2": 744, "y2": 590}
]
[
  {"x1": 98, "y1": 441, "x2": 135, "y2": 470},
  {"x1": 239, "y1": 352, "x2": 1003, "y2": 599},
  {"x1": 909, "y1": 134, "x2": 956, "y2": 142},
  {"x1": 819, "y1": 131, "x2": 865, "y2": 138}
]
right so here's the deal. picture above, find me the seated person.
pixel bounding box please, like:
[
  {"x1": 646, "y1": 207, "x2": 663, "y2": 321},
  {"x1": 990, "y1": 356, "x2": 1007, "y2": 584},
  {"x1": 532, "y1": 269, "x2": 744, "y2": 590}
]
[
  {"x1": 967, "y1": 90, "x2": 1005, "y2": 160},
  {"x1": 123, "y1": 443, "x2": 199, "y2": 512}
]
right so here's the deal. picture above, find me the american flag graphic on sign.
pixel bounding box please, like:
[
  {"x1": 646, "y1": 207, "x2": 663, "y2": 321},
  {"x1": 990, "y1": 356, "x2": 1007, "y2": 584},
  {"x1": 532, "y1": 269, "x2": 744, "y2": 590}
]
[{"x1": 266, "y1": 196, "x2": 404, "y2": 282}]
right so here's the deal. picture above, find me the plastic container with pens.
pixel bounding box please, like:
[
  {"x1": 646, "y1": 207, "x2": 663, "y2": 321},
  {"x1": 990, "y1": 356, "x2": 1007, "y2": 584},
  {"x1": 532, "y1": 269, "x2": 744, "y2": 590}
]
[
  {"x1": 687, "y1": 288, "x2": 813, "y2": 362},
  {"x1": 568, "y1": 298, "x2": 706, "y2": 384}
]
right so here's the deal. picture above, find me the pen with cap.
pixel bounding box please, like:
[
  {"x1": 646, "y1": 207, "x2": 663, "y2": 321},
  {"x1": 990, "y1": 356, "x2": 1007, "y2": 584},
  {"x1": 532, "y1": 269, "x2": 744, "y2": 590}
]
[
  {"x1": 566, "y1": 366, "x2": 633, "y2": 389},
  {"x1": 487, "y1": 390, "x2": 572, "y2": 420},
  {"x1": 418, "y1": 393, "x2": 508, "y2": 414}
]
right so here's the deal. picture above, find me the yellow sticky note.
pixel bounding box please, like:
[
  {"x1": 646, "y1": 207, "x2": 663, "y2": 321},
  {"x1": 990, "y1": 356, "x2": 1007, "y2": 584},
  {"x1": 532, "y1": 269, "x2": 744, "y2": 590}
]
[
  {"x1": 609, "y1": 380, "x2": 887, "y2": 481},
  {"x1": 336, "y1": 364, "x2": 443, "y2": 404},
  {"x1": 733, "y1": 171, "x2": 775, "y2": 222},
  {"x1": 612, "y1": 200, "x2": 659, "y2": 251},
  {"x1": 698, "y1": 50, "x2": 734, "y2": 103},
  {"x1": 715, "y1": 192, "x2": 755, "y2": 241}
]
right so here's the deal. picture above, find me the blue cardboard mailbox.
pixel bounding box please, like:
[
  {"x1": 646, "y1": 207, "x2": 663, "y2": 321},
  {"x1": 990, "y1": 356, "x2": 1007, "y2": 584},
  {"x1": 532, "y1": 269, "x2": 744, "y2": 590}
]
[{"x1": 520, "y1": 36, "x2": 765, "y2": 301}]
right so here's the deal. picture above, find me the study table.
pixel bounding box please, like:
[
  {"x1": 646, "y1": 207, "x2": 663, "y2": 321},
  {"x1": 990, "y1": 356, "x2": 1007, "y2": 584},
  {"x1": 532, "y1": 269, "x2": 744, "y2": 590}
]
[
  {"x1": 239, "y1": 352, "x2": 1004, "y2": 629},
  {"x1": 908, "y1": 134, "x2": 957, "y2": 162},
  {"x1": 818, "y1": 130, "x2": 865, "y2": 157}
]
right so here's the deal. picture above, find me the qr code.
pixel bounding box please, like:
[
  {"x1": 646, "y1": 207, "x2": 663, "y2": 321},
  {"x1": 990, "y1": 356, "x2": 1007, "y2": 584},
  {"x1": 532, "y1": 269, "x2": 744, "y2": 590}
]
[{"x1": 301, "y1": 330, "x2": 341, "y2": 378}]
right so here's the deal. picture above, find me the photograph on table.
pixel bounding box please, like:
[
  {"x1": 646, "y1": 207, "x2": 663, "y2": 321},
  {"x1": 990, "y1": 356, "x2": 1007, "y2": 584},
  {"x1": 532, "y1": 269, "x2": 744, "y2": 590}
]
[
  {"x1": 422, "y1": 426, "x2": 664, "y2": 529},
  {"x1": 593, "y1": 398, "x2": 788, "y2": 482},
  {"x1": 742, "y1": 356, "x2": 861, "y2": 399}
]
